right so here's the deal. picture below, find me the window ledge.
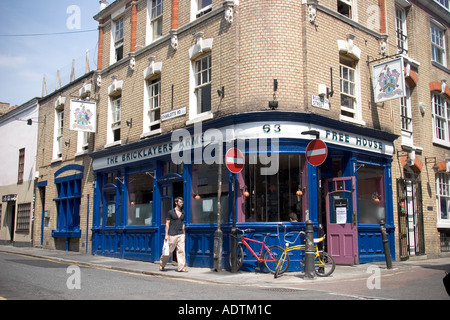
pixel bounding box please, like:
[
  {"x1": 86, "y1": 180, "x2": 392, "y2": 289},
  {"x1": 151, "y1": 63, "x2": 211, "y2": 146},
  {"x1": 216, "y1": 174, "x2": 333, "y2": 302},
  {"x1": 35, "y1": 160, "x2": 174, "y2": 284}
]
[
  {"x1": 431, "y1": 61, "x2": 450, "y2": 73},
  {"x1": 140, "y1": 129, "x2": 162, "y2": 139},
  {"x1": 339, "y1": 115, "x2": 366, "y2": 126},
  {"x1": 186, "y1": 111, "x2": 213, "y2": 125},
  {"x1": 51, "y1": 157, "x2": 62, "y2": 164},
  {"x1": 75, "y1": 150, "x2": 89, "y2": 157},
  {"x1": 104, "y1": 140, "x2": 122, "y2": 149}
]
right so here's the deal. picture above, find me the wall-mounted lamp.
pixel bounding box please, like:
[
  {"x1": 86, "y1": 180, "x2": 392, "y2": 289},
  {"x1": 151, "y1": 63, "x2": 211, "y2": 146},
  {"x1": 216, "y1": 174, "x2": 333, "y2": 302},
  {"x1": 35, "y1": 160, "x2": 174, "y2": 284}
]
[
  {"x1": 65, "y1": 140, "x2": 70, "y2": 147},
  {"x1": 425, "y1": 157, "x2": 439, "y2": 173},
  {"x1": 269, "y1": 79, "x2": 278, "y2": 110},
  {"x1": 217, "y1": 86, "x2": 225, "y2": 99},
  {"x1": 126, "y1": 119, "x2": 133, "y2": 127}
]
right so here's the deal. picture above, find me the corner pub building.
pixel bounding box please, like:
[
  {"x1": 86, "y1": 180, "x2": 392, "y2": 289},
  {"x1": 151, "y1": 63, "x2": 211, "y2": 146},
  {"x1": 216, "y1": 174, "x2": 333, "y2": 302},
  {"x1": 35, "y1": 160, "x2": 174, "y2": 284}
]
[{"x1": 34, "y1": 0, "x2": 406, "y2": 271}]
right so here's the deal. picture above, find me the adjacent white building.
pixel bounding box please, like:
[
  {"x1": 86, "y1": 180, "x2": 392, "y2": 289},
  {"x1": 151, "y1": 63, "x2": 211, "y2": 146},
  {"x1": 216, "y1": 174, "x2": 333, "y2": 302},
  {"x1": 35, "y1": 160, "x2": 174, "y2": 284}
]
[{"x1": 0, "y1": 98, "x2": 39, "y2": 246}]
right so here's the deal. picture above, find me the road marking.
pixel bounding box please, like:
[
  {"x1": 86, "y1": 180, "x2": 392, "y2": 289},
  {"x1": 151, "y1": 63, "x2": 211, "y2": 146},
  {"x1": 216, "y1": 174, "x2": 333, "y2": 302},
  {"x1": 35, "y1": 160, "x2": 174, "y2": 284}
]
[{"x1": 0, "y1": 296, "x2": 7, "y2": 300}]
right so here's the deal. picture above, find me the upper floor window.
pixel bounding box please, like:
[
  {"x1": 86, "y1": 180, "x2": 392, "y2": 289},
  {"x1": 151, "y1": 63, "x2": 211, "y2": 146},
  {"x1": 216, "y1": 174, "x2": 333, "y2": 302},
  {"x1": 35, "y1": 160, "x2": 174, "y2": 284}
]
[
  {"x1": 77, "y1": 132, "x2": 89, "y2": 154},
  {"x1": 432, "y1": 93, "x2": 450, "y2": 145},
  {"x1": 195, "y1": 55, "x2": 212, "y2": 115},
  {"x1": 400, "y1": 86, "x2": 412, "y2": 132},
  {"x1": 395, "y1": 5, "x2": 408, "y2": 55},
  {"x1": 151, "y1": 0, "x2": 163, "y2": 41},
  {"x1": 17, "y1": 148, "x2": 25, "y2": 184},
  {"x1": 340, "y1": 56, "x2": 357, "y2": 119},
  {"x1": 147, "y1": 78, "x2": 161, "y2": 132},
  {"x1": 431, "y1": 22, "x2": 447, "y2": 66},
  {"x1": 338, "y1": 0, "x2": 353, "y2": 19},
  {"x1": 113, "y1": 17, "x2": 124, "y2": 63},
  {"x1": 54, "y1": 108, "x2": 64, "y2": 159},
  {"x1": 192, "y1": 0, "x2": 212, "y2": 20},
  {"x1": 111, "y1": 96, "x2": 122, "y2": 142},
  {"x1": 434, "y1": 0, "x2": 450, "y2": 11}
]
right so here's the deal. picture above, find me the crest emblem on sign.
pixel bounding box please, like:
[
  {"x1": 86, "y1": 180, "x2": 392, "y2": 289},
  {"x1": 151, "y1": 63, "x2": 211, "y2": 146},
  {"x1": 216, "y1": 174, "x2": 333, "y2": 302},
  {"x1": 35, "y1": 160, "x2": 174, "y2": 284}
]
[
  {"x1": 73, "y1": 104, "x2": 94, "y2": 130},
  {"x1": 372, "y1": 57, "x2": 405, "y2": 103},
  {"x1": 70, "y1": 100, "x2": 96, "y2": 133},
  {"x1": 378, "y1": 66, "x2": 401, "y2": 96}
]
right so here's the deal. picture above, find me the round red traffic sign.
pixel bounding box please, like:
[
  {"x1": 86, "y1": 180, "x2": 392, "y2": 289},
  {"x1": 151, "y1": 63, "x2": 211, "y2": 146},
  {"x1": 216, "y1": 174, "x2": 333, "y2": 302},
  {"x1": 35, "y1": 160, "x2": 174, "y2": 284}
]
[
  {"x1": 225, "y1": 148, "x2": 245, "y2": 173},
  {"x1": 306, "y1": 139, "x2": 328, "y2": 166}
]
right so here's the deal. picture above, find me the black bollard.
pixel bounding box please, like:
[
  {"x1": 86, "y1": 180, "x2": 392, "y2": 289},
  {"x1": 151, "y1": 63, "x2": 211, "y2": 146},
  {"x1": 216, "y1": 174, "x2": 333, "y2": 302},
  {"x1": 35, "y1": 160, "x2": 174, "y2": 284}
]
[
  {"x1": 380, "y1": 219, "x2": 393, "y2": 269},
  {"x1": 304, "y1": 220, "x2": 316, "y2": 280},
  {"x1": 213, "y1": 229, "x2": 223, "y2": 272},
  {"x1": 230, "y1": 227, "x2": 238, "y2": 273}
]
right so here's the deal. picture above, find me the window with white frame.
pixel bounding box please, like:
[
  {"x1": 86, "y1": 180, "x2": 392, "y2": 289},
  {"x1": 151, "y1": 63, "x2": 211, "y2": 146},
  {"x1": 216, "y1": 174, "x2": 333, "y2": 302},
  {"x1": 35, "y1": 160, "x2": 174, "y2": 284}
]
[
  {"x1": 113, "y1": 17, "x2": 124, "y2": 63},
  {"x1": 437, "y1": 172, "x2": 450, "y2": 226},
  {"x1": 431, "y1": 22, "x2": 446, "y2": 66},
  {"x1": 147, "y1": 78, "x2": 161, "y2": 132},
  {"x1": 76, "y1": 132, "x2": 89, "y2": 154},
  {"x1": 194, "y1": 55, "x2": 212, "y2": 115},
  {"x1": 432, "y1": 93, "x2": 450, "y2": 144},
  {"x1": 150, "y1": 0, "x2": 163, "y2": 41},
  {"x1": 338, "y1": 0, "x2": 353, "y2": 19},
  {"x1": 434, "y1": 0, "x2": 449, "y2": 11},
  {"x1": 395, "y1": 5, "x2": 408, "y2": 55},
  {"x1": 54, "y1": 108, "x2": 64, "y2": 159},
  {"x1": 340, "y1": 56, "x2": 358, "y2": 120},
  {"x1": 111, "y1": 96, "x2": 122, "y2": 142},
  {"x1": 192, "y1": 0, "x2": 212, "y2": 20},
  {"x1": 401, "y1": 86, "x2": 412, "y2": 132}
]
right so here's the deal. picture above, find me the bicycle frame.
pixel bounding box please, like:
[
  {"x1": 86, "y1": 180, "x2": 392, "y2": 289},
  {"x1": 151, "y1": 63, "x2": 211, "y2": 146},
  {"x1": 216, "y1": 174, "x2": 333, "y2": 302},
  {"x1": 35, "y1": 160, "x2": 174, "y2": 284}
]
[
  {"x1": 277, "y1": 237, "x2": 327, "y2": 269},
  {"x1": 240, "y1": 237, "x2": 277, "y2": 262}
]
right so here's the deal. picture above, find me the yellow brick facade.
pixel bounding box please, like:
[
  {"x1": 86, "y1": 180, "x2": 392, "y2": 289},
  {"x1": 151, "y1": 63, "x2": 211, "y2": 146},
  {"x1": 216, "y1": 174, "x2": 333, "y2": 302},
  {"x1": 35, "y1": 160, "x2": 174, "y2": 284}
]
[{"x1": 33, "y1": 0, "x2": 449, "y2": 261}]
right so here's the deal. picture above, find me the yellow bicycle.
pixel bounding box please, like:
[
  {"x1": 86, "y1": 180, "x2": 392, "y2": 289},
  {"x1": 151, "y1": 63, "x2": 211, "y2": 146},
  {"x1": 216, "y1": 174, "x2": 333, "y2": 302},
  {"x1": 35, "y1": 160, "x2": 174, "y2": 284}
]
[{"x1": 271, "y1": 231, "x2": 336, "y2": 278}]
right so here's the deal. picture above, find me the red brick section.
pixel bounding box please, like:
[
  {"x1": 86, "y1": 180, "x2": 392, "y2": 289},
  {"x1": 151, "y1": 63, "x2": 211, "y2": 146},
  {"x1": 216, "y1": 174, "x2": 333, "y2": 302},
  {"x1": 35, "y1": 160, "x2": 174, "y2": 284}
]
[
  {"x1": 172, "y1": 0, "x2": 179, "y2": 30},
  {"x1": 378, "y1": 0, "x2": 386, "y2": 34},
  {"x1": 430, "y1": 81, "x2": 450, "y2": 99},
  {"x1": 97, "y1": 20, "x2": 104, "y2": 71},
  {"x1": 131, "y1": 2, "x2": 138, "y2": 52}
]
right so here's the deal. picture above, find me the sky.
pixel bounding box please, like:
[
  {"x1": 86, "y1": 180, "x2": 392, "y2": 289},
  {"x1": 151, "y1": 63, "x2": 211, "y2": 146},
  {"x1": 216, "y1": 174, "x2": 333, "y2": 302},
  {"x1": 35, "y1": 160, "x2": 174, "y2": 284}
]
[{"x1": 0, "y1": 1, "x2": 102, "y2": 107}]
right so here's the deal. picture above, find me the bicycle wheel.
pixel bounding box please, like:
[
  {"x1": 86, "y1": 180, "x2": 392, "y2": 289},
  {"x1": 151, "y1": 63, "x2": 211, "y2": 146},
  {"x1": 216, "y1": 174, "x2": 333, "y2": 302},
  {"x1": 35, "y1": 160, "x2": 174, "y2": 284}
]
[
  {"x1": 229, "y1": 242, "x2": 244, "y2": 271},
  {"x1": 315, "y1": 252, "x2": 335, "y2": 277},
  {"x1": 264, "y1": 245, "x2": 289, "y2": 275}
]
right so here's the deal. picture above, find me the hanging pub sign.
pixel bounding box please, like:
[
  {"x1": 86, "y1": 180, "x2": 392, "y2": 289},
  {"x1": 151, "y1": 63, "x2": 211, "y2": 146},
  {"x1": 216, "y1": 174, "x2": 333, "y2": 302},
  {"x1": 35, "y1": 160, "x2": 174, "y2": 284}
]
[
  {"x1": 69, "y1": 100, "x2": 97, "y2": 133},
  {"x1": 372, "y1": 57, "x2": 406, "y2": 103}
]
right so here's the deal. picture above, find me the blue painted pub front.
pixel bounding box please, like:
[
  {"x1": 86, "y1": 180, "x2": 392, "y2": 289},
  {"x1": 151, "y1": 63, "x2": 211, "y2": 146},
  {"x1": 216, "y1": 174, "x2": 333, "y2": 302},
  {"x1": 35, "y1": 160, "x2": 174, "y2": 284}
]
[{"x1": 90, "y1": 112, "x2": 397, "y2": 271}]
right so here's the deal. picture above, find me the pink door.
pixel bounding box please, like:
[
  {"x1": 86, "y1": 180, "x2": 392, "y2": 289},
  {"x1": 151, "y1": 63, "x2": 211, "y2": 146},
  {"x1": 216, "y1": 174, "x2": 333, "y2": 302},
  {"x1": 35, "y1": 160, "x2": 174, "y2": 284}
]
[{"x1": 325, "y1": 177, "x2": 358, "y2": 265}]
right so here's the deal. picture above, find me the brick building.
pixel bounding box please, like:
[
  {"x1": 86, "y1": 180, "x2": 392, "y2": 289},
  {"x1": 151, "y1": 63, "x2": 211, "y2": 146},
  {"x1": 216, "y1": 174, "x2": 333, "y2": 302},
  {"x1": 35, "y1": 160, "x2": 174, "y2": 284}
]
[{"x1": 33, "y1": 0, "x2": 449, "y2": 270}]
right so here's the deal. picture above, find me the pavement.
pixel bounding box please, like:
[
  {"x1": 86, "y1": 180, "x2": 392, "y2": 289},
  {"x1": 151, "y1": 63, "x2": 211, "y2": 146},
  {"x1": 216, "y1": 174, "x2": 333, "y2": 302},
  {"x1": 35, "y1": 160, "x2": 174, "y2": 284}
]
[{"x1": 1, "y1": 244, "x2": 450, "y2": 288}]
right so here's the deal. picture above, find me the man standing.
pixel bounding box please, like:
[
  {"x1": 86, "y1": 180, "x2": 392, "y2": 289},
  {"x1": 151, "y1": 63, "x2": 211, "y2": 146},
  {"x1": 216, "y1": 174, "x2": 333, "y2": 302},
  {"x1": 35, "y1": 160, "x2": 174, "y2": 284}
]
[{"x1": 160, "y1": 197, "x2": 188, "y2": 272}]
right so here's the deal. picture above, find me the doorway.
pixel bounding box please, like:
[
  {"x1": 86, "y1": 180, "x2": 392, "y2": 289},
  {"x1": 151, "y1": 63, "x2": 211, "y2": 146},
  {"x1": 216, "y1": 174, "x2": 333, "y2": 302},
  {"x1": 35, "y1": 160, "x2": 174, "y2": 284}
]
[
  {"x1": 325, "y1": 177, "x2": 358, "y2": 264},
  {"x1": 6, "y1": 202, "x2": 16, "y2": 242},
  {"x1": 397, "y1": 177, "x2": 425, "y2": 259},
  {"x1": 160, "y1": 180, "x2": 184, "y2": 262}
]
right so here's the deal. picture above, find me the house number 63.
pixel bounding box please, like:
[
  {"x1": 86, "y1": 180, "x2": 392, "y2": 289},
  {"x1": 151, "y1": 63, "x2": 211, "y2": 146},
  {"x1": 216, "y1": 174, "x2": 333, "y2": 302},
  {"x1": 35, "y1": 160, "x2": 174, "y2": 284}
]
[{"x1": 263, "y1": 124, "x2": 281, "y2": 133}]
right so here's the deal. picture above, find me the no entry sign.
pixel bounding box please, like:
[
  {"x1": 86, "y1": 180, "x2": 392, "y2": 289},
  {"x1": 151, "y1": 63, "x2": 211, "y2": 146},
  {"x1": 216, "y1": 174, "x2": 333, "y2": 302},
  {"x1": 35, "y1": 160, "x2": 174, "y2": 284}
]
[
  {"x1": 306, "y1": 139, "x2": 328, "y2": 166},
  {"x1": 225, "y1": 148, "x2": 244, "y2": 173}
]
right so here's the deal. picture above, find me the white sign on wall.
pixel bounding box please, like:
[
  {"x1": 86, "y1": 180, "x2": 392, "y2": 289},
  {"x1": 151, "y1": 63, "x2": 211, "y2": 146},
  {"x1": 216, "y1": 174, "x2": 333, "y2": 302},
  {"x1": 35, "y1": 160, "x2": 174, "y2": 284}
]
[
  {"x1": 372, "y1": 57, "x2": 406, "y2": 103},
  {"x1": 69, "y1": 100, "x2": 97, "y2": 133}
]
